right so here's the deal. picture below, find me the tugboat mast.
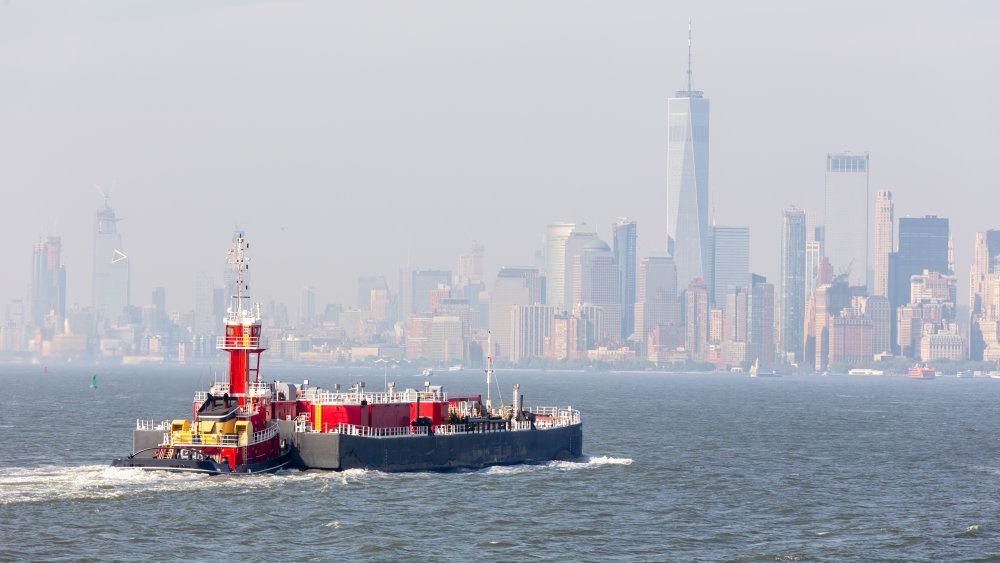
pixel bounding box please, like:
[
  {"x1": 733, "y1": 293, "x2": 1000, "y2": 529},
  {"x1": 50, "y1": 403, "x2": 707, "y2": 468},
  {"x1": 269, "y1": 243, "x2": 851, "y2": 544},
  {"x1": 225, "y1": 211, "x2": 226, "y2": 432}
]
[{"x1": 220, "y1": 233, "x2": 265, "y2": 409}]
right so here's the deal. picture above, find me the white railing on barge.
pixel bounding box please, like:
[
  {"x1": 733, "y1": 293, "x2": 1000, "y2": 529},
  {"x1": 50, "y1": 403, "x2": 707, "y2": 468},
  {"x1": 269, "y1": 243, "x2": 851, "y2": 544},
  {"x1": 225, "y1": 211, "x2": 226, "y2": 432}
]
[
  {"x1": 527, "y1": 407, "x2": 582, "y2": 427},
  {"x1": 309, "y1": 388, "x2": 448, "y2": 406},
  {"x1": 136, "y1": 419, "x2": 170, "y2": 431}
]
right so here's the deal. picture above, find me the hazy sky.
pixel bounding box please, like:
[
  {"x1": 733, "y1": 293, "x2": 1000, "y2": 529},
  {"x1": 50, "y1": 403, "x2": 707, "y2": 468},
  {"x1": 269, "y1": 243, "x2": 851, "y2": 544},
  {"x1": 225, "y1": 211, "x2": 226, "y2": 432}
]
[{"x1": 2, "y1": 1, "x2": 998, "y2": 315}]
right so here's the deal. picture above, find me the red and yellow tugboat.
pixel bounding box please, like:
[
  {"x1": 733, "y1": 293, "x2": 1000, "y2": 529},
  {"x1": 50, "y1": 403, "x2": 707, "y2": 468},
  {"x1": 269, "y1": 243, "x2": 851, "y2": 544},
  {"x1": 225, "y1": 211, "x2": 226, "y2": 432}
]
[{"x1": 112, "y1": 234, "x2": 291, "y2": 475}]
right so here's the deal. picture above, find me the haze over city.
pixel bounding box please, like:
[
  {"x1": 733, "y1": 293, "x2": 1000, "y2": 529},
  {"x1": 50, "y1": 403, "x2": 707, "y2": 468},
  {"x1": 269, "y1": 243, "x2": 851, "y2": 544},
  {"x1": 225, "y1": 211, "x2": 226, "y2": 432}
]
[{"x1": 2, "y1": 1, "x2": 997, "y2": 314}]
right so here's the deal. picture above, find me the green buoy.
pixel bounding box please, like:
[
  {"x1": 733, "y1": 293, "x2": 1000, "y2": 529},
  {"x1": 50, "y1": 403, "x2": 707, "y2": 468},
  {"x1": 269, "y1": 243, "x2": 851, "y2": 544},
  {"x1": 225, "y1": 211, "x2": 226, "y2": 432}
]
[{"x1": 90, "y1": 374, "x2": 98, "y2": 389}]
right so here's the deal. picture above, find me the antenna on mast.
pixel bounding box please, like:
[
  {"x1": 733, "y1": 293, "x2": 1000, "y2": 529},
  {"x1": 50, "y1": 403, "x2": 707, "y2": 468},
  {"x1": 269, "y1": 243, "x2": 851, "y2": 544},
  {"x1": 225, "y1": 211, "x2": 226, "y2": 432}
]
[
  {"x1": 486, "y1": 331, "x2": 493, "y2": 410},
  {"x1": 687, "y1": 19, "x2": 694, "y2": 93}
]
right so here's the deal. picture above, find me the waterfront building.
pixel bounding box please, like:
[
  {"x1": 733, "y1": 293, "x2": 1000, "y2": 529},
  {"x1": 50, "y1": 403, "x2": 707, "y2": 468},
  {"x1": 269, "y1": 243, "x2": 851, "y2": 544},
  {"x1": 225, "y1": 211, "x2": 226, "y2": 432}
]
[
  {"x1": 666, "y1": 24, "x2": 710, "y2": 291},
  {"x1": 824, "y1": 153, "x2": 869, "y2": 287},
  {"x1": 780, "y1": 207, "x2": 807, "y2": 362},
  {"x1": 612, "y1": 218, "x2": 638, "y2": 340},
  {"x1": 873, "y1": 190, "x2": 894, "y2": 297},
  {"x1": 829, "y1": 307, "x2": 873, "y2": 368},
  {"x1": 920, "y1": 326, "x2": 964, "y2": 362},
  {"x1": 898, "y1": 270, "x2": 958, "y2": 359}
]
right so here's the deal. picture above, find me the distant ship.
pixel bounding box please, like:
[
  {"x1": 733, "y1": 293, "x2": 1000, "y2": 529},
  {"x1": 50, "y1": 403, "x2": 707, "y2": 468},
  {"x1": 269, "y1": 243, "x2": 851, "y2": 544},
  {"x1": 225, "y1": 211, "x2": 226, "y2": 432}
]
[
  {"x1": 748, "y1": 358, "x2": 781, "y2": 378},
  {"x1": 908, "y1": 365, "x2": 937, "y2": 379},
  {"x1": 112, "y1": 235, "x2": 582, "y2": 475}
]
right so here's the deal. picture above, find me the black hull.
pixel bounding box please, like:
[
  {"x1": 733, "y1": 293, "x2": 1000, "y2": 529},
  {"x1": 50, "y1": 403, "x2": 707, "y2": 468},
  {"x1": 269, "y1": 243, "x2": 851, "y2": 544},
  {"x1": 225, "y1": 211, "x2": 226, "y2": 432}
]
[
  {"x1": 119, "y1": 423, "x2": 582, "y2": 473},
  {"x1": 279, "y1": 421, "x2": 584, "y2": 472},
  {"x1": 111, "y1": 448, "x2": 292, "y2": 476}
]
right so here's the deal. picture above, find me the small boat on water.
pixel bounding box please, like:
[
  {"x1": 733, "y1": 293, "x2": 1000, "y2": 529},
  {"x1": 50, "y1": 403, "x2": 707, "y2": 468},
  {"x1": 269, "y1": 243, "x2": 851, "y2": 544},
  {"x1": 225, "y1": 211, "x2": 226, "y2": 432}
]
[
  {"x1": 748, "y1": 358, "x2": 781, "y2": 378},
  {"x1": 908, "y1": 365, "x2": 937, "y2": 379}
]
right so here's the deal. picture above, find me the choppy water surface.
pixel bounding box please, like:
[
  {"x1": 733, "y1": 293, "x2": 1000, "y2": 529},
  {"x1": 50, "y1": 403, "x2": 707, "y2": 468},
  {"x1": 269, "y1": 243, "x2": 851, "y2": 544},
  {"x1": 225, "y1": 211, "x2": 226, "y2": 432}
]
[{"x1": 1, "y1": 365, "x2": 999, "y2": 561}]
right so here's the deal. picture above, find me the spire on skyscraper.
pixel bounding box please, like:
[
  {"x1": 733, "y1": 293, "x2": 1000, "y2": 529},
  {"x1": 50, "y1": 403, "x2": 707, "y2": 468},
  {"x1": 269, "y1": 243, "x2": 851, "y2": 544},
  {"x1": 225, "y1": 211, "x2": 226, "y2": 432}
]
[{"x1": 687, "y1": 20, "x2": 693, "y2": 93}]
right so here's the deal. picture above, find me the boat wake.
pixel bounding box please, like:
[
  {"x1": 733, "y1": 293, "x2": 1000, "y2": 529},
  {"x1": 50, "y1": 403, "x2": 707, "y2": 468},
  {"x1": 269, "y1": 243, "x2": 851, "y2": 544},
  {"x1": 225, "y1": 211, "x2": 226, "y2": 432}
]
[
  {"x1": 479, "y1": 455, "x2": 633, "y2": 476},
  {"x1": 0, "y1": 456, "x2": 633, "y2": 503},
  {"x1": 0, "y1": 464, "x2": 285, "y2": 505}
]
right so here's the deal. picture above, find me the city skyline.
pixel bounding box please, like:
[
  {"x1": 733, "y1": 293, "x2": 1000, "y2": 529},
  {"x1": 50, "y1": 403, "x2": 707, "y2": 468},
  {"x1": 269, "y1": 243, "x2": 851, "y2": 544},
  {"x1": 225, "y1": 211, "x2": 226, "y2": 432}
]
[{"x1": 1, "y1": 2, "x2": 998, "y2": 315}]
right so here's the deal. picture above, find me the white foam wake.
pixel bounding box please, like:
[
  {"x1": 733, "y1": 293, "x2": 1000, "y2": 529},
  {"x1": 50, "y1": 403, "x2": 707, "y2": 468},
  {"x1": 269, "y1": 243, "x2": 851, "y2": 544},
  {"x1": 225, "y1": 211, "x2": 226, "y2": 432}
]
[
  {"x1": 480, "y1": 455, "x2": 633, "y2": 475},
  {"x1": 0, "y1": 464, "x2": 286, "y2": 505}
]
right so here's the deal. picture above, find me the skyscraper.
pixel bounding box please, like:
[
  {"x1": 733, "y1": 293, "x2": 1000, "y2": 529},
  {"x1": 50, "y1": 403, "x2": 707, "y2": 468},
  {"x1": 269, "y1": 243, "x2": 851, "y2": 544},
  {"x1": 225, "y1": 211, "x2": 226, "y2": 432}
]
[
  {"x1": 93, "y1": 198, "x2": 129, "y2": 333},
  {"x1": 709, "y1": 226, "x2": 750, "y2": 306},
  {"x1": 749, "y1": 274, "x2": 775, "y2": 369},
  {"x1": 873, "y1": 190, "x2": 894, "y2": 297},
  {"x1": 891, "y1": 216, "x2": 950, "y2": 314},
  {"x1": 779, "y1": 207, "x2": 807, "y2": 363},
  {"x1": 684, "y1": 278, "x2": 709, "y2": 362},
  {"x1": 562, "y1": 224, "x2": 598, "y2": 310},
  {"x1": 488, "y1": 267, "x2": 544, "y2": 361},
  {"x1": 612, "y1": 218, "x2": 637, "y2": 339},
  {"x1": 544, "y1": 223, "x2": 575, "y2": 309},
  {"x1": 399, "y1": 269, "x2": 452, "y2": 316},
  {"x1": 824, "y1": 152, "x2": 869, "y2": 287},
  {"x1": 666, "y1": 24, "x2": 710, "y2": 291},
  {"x1": 571, "y1": 239, "x2": 620, "y2": 343},
  {"x1": 31, "y1": 236, "x2": 66, "y2": 332},
  {"x1": 357, "y1": 276, "x2": 389, "y2": 310},
  {"x1": 634, "y1": 252, "x2": 679, "y2": 356},
  {"x1": 970, "y1": 230, "x2": 1000, "y2": 360},
  {"x1": 512, "y1": 304, "x2": 555, "y2": 363}
]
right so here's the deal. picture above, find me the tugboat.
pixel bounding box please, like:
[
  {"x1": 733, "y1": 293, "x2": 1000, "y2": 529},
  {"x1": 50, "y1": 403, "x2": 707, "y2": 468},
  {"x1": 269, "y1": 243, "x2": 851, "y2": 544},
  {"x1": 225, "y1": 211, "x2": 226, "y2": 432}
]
[
  {"x1": 112, "y1": 234, "x2": 291, "y2": 475},
  {"x1": 113, "y1": 235, "x2": 582, "y2": 474}
]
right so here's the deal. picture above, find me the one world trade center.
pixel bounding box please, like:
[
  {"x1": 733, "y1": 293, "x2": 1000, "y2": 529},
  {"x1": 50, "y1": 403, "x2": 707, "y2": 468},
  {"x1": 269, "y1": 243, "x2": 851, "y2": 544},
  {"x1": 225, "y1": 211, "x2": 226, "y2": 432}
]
[{"x1": 666, "y1": 23, "x2": 710, "y2": 292}]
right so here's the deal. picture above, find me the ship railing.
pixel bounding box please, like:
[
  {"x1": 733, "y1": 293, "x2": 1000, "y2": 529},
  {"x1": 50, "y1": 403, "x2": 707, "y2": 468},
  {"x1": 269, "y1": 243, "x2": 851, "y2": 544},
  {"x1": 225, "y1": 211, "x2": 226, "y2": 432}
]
[
  {"x1": 432, "y1": 420, "x2": 535, "y2": 435},
  {"x1": 168, "y1": 422, "x2": 280, "y2": 447},
  {"x1": 526, "y1": 407, "x2": 581, "y2": 427},
  {"x1": 247, "y1": 382, "x2": 272, "y2": 398},
  {"x1": 215, "y1": 335, "x2": 269, "y2": 350},
  {"x1": 332, "y1": 423, "x2": 428, "y2": 437},
  {"x1": 311, "y1": 389, "x2": 448, "y2": 406},
  {"x1": 136, "y1": 419, "x2": 170, "y2": 431}
]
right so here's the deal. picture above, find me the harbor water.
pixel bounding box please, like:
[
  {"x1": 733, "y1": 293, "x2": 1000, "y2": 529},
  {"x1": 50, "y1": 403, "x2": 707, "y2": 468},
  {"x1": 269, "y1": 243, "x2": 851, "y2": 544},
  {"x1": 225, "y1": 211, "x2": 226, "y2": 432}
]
[{"x1": 1, "y1": 365, "x2": 998, "y2": 561}]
